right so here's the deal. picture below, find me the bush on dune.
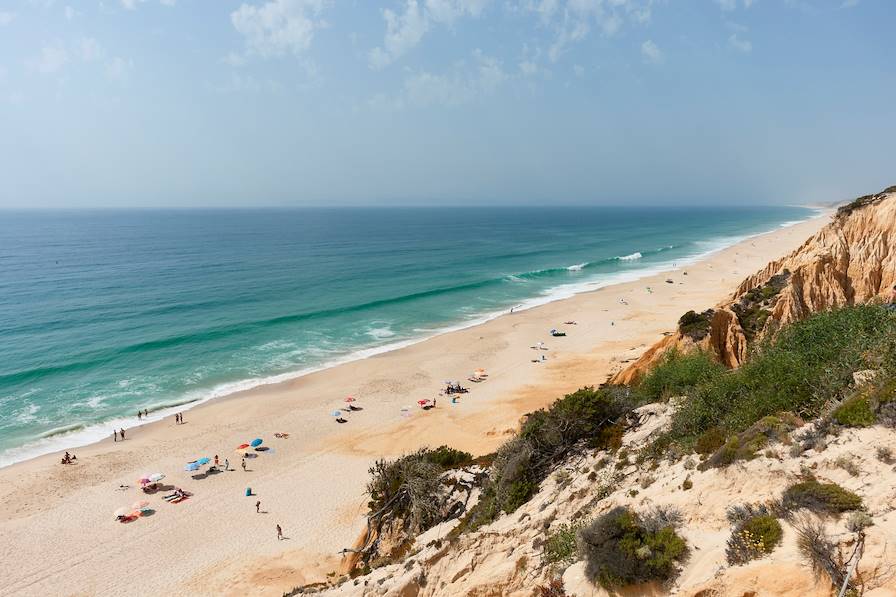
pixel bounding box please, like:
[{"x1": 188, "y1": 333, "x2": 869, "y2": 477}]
[
  {"x1": 662, "y1": 305, "x2": 896, "y2": 449},
  {"x1": 578, "y1": 506, "x2": 688, "y2": 589},
  {"x1": 726, "y1": 514, "x2": 783, "y2": 565},
  {"x1": 635, "y1": 349, "x2": 725, "y2": 404},
  {"x1": 461, "y1": 386, "x2": 636, "y2": 531},
  {"x1": 782, "y1": 478, "x2": 863, "y2": 514}
]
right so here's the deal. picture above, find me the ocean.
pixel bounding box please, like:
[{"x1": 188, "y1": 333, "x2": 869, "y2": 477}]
[{"x1": 0, "y1": 205, "x2": 814, "y2": 466}]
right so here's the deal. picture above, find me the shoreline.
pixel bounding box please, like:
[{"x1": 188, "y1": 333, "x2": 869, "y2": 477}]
[
  {"x1": 0, "y1": 212, "x2": 830, "y2": 597},
  {"x1": 0, "y1": 209, "x2": 824, "y2": 470}
]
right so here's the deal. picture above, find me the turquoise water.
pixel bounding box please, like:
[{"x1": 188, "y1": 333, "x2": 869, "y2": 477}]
[{"x1": 0, "y1": 206, "x2": 813, "y2": 465}]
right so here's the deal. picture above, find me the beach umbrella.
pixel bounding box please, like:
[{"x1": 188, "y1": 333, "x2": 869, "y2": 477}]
[
  {"x1": 417, "y1": 399, "x2": 430, "y2": 406},
  {"x1": 250, "y1": 438, "x2": 263, "y2": 447},
  {"x1": 114, "y1": 507, "x2": 131, "y2": 518},
  {"x1": 344, "y1": 396, "x2": 356, "y2": 403},
  {"x1": 331, "y1": 410, "x2": 342, "y2": 417},
  {"x1": 185, "y1": 462, "x2": 200, "y2": 471},
  {"x1": 236, "y1": 443, "x2": 250, "y2": 450},
  {"x1": 137, "y1": 476, "x2": 151, "y2": 486},
  {"x1": 132, "y1": 500, "x2": 150, "y2": 510},
  {"x1": 148, "y1": 473, "x2": 165, "y2": 483},
  {"x1": 195, "y1": 457, "x2": 211, "y2": 465}
]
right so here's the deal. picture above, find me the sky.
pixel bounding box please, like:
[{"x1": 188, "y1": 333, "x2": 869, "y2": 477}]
[{"x1": 0, "y1": 0, "x2": 893, "y2": 208}]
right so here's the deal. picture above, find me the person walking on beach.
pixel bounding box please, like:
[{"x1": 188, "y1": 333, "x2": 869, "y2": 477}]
[
  {"x1": 120, "y1": 428, "x2": 125, "y2": 441},
  {"x1": 113, "y1": 429, "x2": 118, "y2": 442},
  {"x1": 224, "y1": 458, "x2": 229, "y2": 471},
  {"x1": 137, "y1": 411, "x2": 142, "y2": 420},
  {"x1": 241, "y1": 458, "x2": 247, "y2": 472},
  {"x1": 256, "y1": 500, "x2": 261, "y2": 513},
  {"x1": 276, "y1": 524, "x2": 283, "y2": 540},
  {"x1": 214, "y1": 455, "x2": 219, "y2": 468},
  {"x1": 143, "y1": 409, "x2": 148, "y2": 418}
]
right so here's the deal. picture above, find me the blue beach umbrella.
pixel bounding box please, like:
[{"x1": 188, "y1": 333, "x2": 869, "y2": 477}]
[
  {"x1": 250, "y1": 438, "x2": 263, "y2": 447},
  {"x1": 195, "y1": 457, "x2": 211, "y2": 465},
  {"x1": 184, "y1": 462, "x2": 200, "y2": 471},
  {"x1": 331, "y1": 410, "x2": 342, "y2": 417}
]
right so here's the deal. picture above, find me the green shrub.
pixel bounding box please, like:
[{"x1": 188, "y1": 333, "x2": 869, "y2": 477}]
[
  {"x1": 694, "y1": 427, "x2": 726, "y2": 455},
  {"x1": 782, "y1": 479, "x2": 863, "y2": 514},
  {"x1": 543, "y1": 522, "x2": 583, "y2": 566},
  {"x1": 425, "y1": 445, "x2": 473, "y2": 469},
  {"x1": 726, "y1": 514, "x2": 783, "y2": 565},
  {"x1": 666, "y1": 306, "x2": 896, "y2": 445},
  {"x1": 365, "y1": 449, "x2": 446, "y2": 534},
  {"x1": 578, "y1": 506, "x2": 688, "y2": 589},
  {"x1": 833, "y1": 396, "x2": 877, "y2": 427},
  {"x1": 700, "y1": 414, "x2": 800, "y2": 470},
  {"x1": 467, "y1": 386, "x2": 634, "y2": 528},
  {"x1": 678, "y1": 310, "x2": 714, "y2": 341},
  {"x1": 636, "y1": 350, "x2": 725, "y2": 403}
]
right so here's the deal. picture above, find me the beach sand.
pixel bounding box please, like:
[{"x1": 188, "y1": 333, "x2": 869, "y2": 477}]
[{"x1": 0, "y1": 214, "x2": 828, "y2": 597}]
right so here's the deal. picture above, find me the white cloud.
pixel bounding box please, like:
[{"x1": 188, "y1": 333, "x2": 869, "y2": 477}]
[
  {"x1": 121, "y1": 0, "x2": 176, "y2": 9},
  {"x1": 224, "y1": 52, "x2": 248, "y2": 67},
  {"x1": 64, "y1": 6, "x2": 77, "y2": 19},
  {"x1": 369, "y1": 0, "x2": 429, "y2": 69},
  {"x1": 519, "y1": 60, "x2": 539, "y2": 76},
  {"x1": 728, "y1": 33, "x2": 752, "y2": 53},
  {"x1": 231, "y1": 0, "x2": 329, "y2": 59},
  {"x1": 79, "y1": 37, "x2": 103, "y2": 62},
  {"x1": 526, "y1": 0, "x2": 653, "y2": 63},
  {"x1": 106, "y1": 56, "x2": 134, "y2": 81},
  {"x1": 640, "y1": 39, "x2": 663, "y2": 64},
  {"x1": 0, "y1": 11, "x2": 16, "y2": 25},
  {"x1": 368, "y1": 0, "x2": 492, "y2": 70},
  {"x1": 425, "y1": 0, "x2": 489, "y2": 24},
  {"x1": 374, "y1": 49, "x2": 506, "y2": 109},
  {"x1": 28, "y1": 44, "x2": 69, "y2": 74},
  {"x1": 715, "y1": 0, "x2": 754, "y2": 9}
]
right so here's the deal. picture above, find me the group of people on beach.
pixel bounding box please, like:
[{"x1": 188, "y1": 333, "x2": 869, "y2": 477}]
[
  {"x1": 112, "y1": 428, "x2": 126, "y2": 442},
  {"x1": 136, "y1": 409, "x2": 148, "y2": 420},
  {"x1": 60, "y1": 451, "x2": 77, "y2": 464}
]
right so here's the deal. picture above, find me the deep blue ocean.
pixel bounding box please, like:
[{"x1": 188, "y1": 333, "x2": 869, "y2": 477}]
[{"x1": 0, "y1": 206, "x2": 813, "y2": 465}]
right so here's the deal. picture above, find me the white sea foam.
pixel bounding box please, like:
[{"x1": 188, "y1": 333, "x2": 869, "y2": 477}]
[
  {"x1": 0, "y1": 213, "x2": 823, "y2": 469},
  {"x1": 618, "y1": 252, "x2": 642, "y2": 261},
  {"x1": 365, "y1": 325, "x2": 396, "y2": 339},
  {"x1": 567, "y1": 262, "x2": 587, "y2": 271}
]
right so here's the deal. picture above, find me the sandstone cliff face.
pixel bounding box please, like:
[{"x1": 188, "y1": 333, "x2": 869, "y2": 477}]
[{"x1": 611, "y1": 188, "x2": 896, "y2": 385}]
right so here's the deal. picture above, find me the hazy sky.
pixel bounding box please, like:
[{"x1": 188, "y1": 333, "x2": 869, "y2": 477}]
[{"x1": 0, "y1": 0, "x2": 893, "y2": 208}]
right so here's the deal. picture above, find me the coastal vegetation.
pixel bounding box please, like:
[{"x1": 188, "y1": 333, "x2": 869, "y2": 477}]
[
  {"x1": 782, "y1": 478, "x2": 863, "y2": 515},
  {"x1": 731, "y1": 270, "x2": 790, "y2": 342},
  {"x1": 677, "y1": 309, "x2": 714, "y2": 341},
  {"x1": 725, "y1": 513, "x2": 783, "y2": 565},
  {"x1": 649, "y1": 305, "x2": 896, "y2": 457},
  {"x1": 577, "y1": 506, "x2": 688, "y2": 589},
  {"x1": 459, "y1": 386, "x2": 635, "y2": 531},
  {"x1": 341, "y1": 307, "x2": 893, "y2": 592}
]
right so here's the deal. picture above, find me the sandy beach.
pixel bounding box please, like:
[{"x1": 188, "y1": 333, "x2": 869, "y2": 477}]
[{"x1": 0, "y1": 214, "x2": 829, "y2": 597}]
